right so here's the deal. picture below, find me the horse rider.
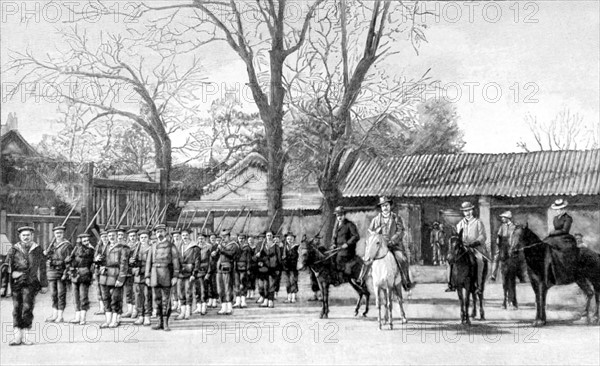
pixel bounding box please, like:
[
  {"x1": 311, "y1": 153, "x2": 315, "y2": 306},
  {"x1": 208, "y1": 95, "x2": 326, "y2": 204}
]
[
  {"x1": 331, "y1": 206, "x2": 360, "y2": 286},
  {"x1": 44, "y1": 225, "x2": 73, "y2": 323},
  {"x1": 66, "y1": 233, "x2": 95, "y2": 325},
  {"x1": 446, "y1": 202, "x2": 488, "y2": 293},
  {"x1": 145, "y1": 224, "x2": 180, "y2": 331},
  {"x1": 490, "y1": 211, "x2": 516, "y2": 281},
  {"x1": 7, "y1": 226, "x2": 48, "y2": 346},
  {"x1": 360, "y1": 197, "x2": 413, "y2": 291},
  {"x1": 132, "y1": 229, "x2": 153, "y2": 326},
  {"x1": 544, "y1": 199, "x2": 579, "y2": 284}
]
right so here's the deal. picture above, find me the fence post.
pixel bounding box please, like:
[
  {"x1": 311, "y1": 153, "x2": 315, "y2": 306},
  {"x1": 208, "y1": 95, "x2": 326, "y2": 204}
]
[
  {"x1": 158, "y1": 169, "x2": 168, "y2": 224},
  {"x1": 80, "y1": 162, "x2": 94, "y2": 232},
  {"x1": 0, "y1": 209, "x2": 6, "y2": 234}
]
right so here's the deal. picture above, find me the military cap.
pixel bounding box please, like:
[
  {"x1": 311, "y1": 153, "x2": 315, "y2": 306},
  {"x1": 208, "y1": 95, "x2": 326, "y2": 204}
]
[
  {"x1": 116, "y1": 226, "x2": 127, "y2": 233},
  {"x1": 333, "y1": 206, "x2": 345, "y2": 215},
  {"x1": 258, "y1": 232, "x2": 266, "y2": 238},
  {"x1": 180, "y1": 227, "x2": 191, "y2": 234},
  {"x1": 138, "y1": 229, "x2": 150, "y2": 236},
  {"x1": 220, "y1": 229, "x2": 231, "y2": 237},
  {"x1": 99, "y1": 229, "x2": 108, "y2": 236},
  {"x1": 154, "y1": 224, "x2": 167, "y2": 231},
  {"x1": 127, "y1": 228, "x2": 139, "y2": 234},
  {"x1": 106, "y1": 227, "x2": 118, "y2": 233},
  {"x1": 78, "y1": 233, "x2": 91, "y2": 239},
  {"x1": 17, "y1": 226, "x2": 35, "y2": 233},
  {"x1": 285, "y1": 232, "x2": 296, "y2": 238},
  {"x1": 237, "y1": 232, "x2": 246, "y2": 238},
  {"x1": 53, "y1": 225, "x2": 66, "y2": 232},
  {"x1": 171, "y1": 228, "x2": 182, "y2": 235}
]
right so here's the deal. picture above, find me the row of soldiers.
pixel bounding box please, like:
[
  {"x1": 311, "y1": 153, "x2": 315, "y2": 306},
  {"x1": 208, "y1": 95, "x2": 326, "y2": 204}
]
[{"x1": 7, "y1": 222, "x2": 305, "y2": 345}]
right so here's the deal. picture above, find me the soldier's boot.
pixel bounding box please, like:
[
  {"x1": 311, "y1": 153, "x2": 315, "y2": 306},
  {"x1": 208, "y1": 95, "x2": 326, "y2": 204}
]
[
  {"x1": 70, "y1": 311, "x2": 81, "y2": 324},
  {"x1": 172, "y1": 300, "x2": 180, "y2": 313},
  {"x1": 260, "y1": 298, "x2": 269, "y2": 307},
  {"x1": 108, "y1": 312, "x2": 119, "y2": 328},
  {"x1": 79, "y1": 310, "x2": 87, "y2": 325},
  {"x1": 151, "y1": 309, "x2": 158, "y2": 318},
  {"x1": 45, "y1": 308, "x2": 58, "y2": 322},
  {"x1": 152, "y1": 316, "x2": 164, "y2": 330},
  {"x1": 284, "y1": 293, "x2": 292, "y2": 303},
  {"x1": 232, "y1": 296, "x2": 241, "y2": 308},
  {"x1": 256, "y1": 296, "x2": 264, "y2": 304},
  {"x1": 193, "y1": 303, "x2": 202, "y2": 314},
  {"x1": 185, "y1": 305, "x2": 191, "y2": 320},
  {"x1": 100, "y1": 312, "x2": 112, "y2": 328},
  {"x1": 240, "y1": 296, "x2": 248, "y2": 308},
  {"x1": 267, "y1": 300, "x2": 274, "y2": 308},
  {"x1": 55, "y1": 310, "x2": 65, "y2": 323},
  {"x1": 9, "y1": 327, "x2": 22, "y2": 346},
  {"x1": 163, "y1": 316, "x2": 171, "y2": 332},
  {"x1": 291, "y1": 293, "x2": 297, "y2": 303},
  {"x1": 131, "y1": 307, "x2": 138, "y2": 319},
  {"x1": 134, "y1": 315, "x2": 144, "y2": 325},
  {"x1": 225, "y1": 302, "x2": 233, "y2": 315},
  {"x1": 143, "y1": 316, "x2": 151, "y2": 326},
  {"x1": 21, "y1": 328, "x2": 33, "y2": 346},
  {"x1": 217, "y1": 302, "x2": 227, "y2": 315},
  {"x1": 121, "y1": 304, "x2": 133, "y2": 318},
  {"x1": 201, "y1": 302, "x2": 207, "y2": 315},
  {"x1": 176, "y1": 305, "x2": 186, "y2": 320}
]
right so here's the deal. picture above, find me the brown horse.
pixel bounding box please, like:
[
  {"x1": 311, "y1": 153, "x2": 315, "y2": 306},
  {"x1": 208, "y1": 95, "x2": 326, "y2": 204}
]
[
  {"x1": 297, "y1": 238, "x2": 370, "y2": 319},
  {"x1": 513, "y1": 225, "x2": 600, "y2": 326},
  {"x1": 448, "y1": 229, "x2": 488, "y2": 325}
]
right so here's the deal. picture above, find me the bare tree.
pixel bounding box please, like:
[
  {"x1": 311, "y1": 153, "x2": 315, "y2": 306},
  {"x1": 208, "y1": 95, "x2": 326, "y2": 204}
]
[
  {"x1": 5, "y1": 26, "x2": 206, "y2": 180},
  {"x1": 518, "y1": 107, "x2": 599, "y2": 151}
]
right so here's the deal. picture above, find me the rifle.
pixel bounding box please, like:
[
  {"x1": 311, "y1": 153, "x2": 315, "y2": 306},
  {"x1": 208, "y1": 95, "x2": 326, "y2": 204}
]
[
  {"x1": 186, "y1": 210, "x2": 198, "y2": 230},
  {"x1": 240, "y1": 210, "x2": 251, "y2": 234},
  {"x1": 144, "y1": 205, "x2": 159, "y2": 230},
  {"x1": 45, "y1": 198, "x2": 81, "y2": 255},
  {"x1": 115, "y1": 201, "x2": 133, "y2": 228},
  {"x1": 153, "y1": 205, "x2": 169, "y2": 229},
  {"x1": 229, "y1": 207, "x2": 246, "y2": 233},
  {"x1": 175, "y1": 209, "x2": 186, "y2": 229},
  {"x1": 267, "y1": 209, "x2": 279, "y2": 232},
  {"x1": 64, "y1": 202, "x2": 104, "y2": 280},
  {"x1": 200, "y1": 210, "x2": 213, "y2": 235},
  {"x1": 104, "y1": 205, "x2": 118, "y2": 230},
  {"x1": 215, "y1": 211, "x2": 229, "y2": 234}
]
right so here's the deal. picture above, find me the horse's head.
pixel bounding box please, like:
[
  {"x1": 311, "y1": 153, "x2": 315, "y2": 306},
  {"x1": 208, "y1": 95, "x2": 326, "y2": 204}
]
[
  {"x1": 297, "y1": 238, "x2": 315, "y2": 271},
  {"x1": 363, "y1": 233, "x2": 387, "y2": 262},
  {"x1": 512, "y1": 224, "x2": 541, "y2": 252},
  {"x1": 448, "y1": 228, "x2": 465, "y2": 262}
]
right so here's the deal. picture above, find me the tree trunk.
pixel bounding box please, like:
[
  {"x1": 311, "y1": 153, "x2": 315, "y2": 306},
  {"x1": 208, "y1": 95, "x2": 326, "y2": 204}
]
[
  {"x1": 320, "y1": 185, "x2": 341, "y2": 248},
  {"x1": 264, "y1": 115, "x2": 285, "y2": 232}
]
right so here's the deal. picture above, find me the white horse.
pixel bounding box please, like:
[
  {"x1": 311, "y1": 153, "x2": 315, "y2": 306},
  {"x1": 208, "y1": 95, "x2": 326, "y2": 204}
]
[{"x1": 363, "y1": 233, "x2": 408, "y2": 330}]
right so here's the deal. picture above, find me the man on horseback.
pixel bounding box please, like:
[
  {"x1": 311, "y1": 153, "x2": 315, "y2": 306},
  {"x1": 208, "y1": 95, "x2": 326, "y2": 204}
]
[
  {"x1": 331, "y1": 206, "x2": 360, "y2": 286},
  {"x1": 358, "y1": 197, "x2": 413, "y2": 291},
  {"x1": 544, "y1": 199, "x2": 579, "y2": 284},
  {"x1": 446, "y1": 202, "x2": 488, "y2": 294}
]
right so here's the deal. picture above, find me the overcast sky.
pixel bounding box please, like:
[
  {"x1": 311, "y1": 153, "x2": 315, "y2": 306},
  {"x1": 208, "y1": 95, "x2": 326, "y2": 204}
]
[{"x1": 1, "y1": 1, "x2": 598, "y2": 154}]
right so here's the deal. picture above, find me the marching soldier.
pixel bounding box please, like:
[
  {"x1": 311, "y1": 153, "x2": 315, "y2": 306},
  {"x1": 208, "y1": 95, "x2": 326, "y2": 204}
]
[
  {"x1": 93, "y1": 230, "x2": 109, "y2": 315},
  {"x1": 282, "y1": 232, "x2": 299, "y2": 303},
  {"x1": 255, "y1": 230, "x2": 281, "y2": 308},
  {"x1": 145, "y1": 224, "x2": 180, "y2": 331},
  {"x1": 331, "y1": 206, "x2": 360, "y2": 286},
  {"x1": 246, "y1": 234, "x2": 258, "y2": 299},
  {"x1": 96, "y1": 227, "x2": 130, "y2": 328},
  {"x1": 45, "y1": 225, "x2": 73, "y2": 323},
  {"x1": 194, "y1": 231, "x2": 212, "y2": 315},
  {"x1": 233, "y1": 233, "x2": 252, "y2": 308},
  {"x1": 132, "y1": 229, "x2": 153, "y2": 326},
  {"x1": 207, "y1": 232, "x2": 220, "y2": 308},
  {"x1": 176, "y1": 228, "x2": 201, "y2": 320},
  {"x1": 491, "y1": 211, "x2": 516, "y2": 281},
  {"x1": 66, "y1": 233, "x2": 95, "y2": 325},
  {"x1": 122, "y1": 228, "x2": 138, "y2": 318},
  {"x1": 212, "y1": 229, "x2": 238, "y2": 315},
  {"x1": 170, "y1": 228, "x2": 183, "y2": 313},
  {"x1": 7, "y1": 226, "x2": 48, "y2": 346}
]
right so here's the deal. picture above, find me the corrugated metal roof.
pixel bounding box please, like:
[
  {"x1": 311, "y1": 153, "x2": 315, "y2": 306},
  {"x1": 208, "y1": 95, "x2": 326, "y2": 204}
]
[{"x1": 341, "y1": 150, "x2": 600, "y2": 197}]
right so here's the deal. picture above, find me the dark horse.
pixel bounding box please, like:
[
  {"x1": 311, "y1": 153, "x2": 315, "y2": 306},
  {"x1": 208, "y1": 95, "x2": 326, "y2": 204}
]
[
  {"x1": 513, "y1": 225, "x2": 600, "y2": 326},
  {"x1": 500, "y1": 241, "x2": 524, "y2": 310},
  {"x1": 448, "y1": 229, "x2": 488, "y2": 325},
  {"x1": 297, "y1": 239, "x2": 370, "y2": 319}
]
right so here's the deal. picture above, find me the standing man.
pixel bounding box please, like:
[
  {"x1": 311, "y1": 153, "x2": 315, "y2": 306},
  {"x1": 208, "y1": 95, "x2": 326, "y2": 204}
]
[
  {"x1": 97, "y1": 227, "x2": 130, "y2": 328},
  {"x1": 44, "y1": 225, "x2": 73, "y2": 323},
  {"x1": 491, "y1": 211, "x2": 516, "y2": 281},
  {"x1": 246, "y1": 234, "x2": 259, "y2": 300},
  {"x1": 431, "y1": 222, "x2": 443, "y2": 266},
  {"x1": 254, "y1": 232, "x2": 267, "y2": 304},
  {"x1": 93, "y1": 230, "x2": 109, "y2": 315},
  {"x1": 122, "y1": 228, "x2": 138, "y2": 319},
  {"x1": 194, "y1": 231, "x2": 212, "y2": 315},
  {"x1": 145, "y1": 224, "x2": 180, "y2": 331},
  {"x1": 170, "y1": 228, "x2": 183, "y2": 313},
  {"x1": 176, "y1": 228, "x2": 201, "y2": 320},
  {"x1": 233, "y1": 233, "x2": 252, "y2": 308},
  {"x1": 7, "y1": 226, "x2": 48, "y2": 346},
  {"x1": 132, "y1": 229, "x2": 153, "y2": 326},
  {"x1": 206, "y1": 232, "x2": 220, "y2": 308},
  {"x1": 273, "y1": 234, "x2": 284, "y2": 299},
  {"x1": 255, "y1": 230, "x2": 281, "y2": 308},
  {"x1": 447, "y1": 202, "x2": 488, "y2": 293},
  {"x1": 213, "y1": 229, "x2": 238, "y2": 315},
  {"x1": 331, "y1": 206, "x2": 360, "y2": 286},
  {"x1": 282, "y1": 232, "x2": 299, "y2": 303},
  {"x1": 66, "y1": 233, "x2": 95, "y2": 325}
]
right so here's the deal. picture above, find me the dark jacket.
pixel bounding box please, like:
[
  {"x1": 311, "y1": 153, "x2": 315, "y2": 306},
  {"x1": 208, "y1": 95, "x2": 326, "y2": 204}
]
[
  {"x1": 46, "y1": 240, "x2": 73, "y2": 281},
  {"x1": 282, "y1": 243, "x2": 299, "y2": 271},
  {"x1": 216, "y1": 241, "x2": 239, "y2": 273},
  {"x1": 236, "y1": 243, "x2": 253, "y2": 272},
  {"x1": 7, "y1": 242, "x2": 48, "y2": 291},
  {"x1": 197, "y1": 244, "x2": 212, "y2": 276},
  {"x1": 145, "y1": 238, "x2": 180, "y2": 287},
  {"x1": 332, "y1": 219, "x2": 360, "y2": 258},
  {"x1": 99, "y1": 243, "x2": 130, "y2": 287},
  {"x1": 66, "y1": 243, "x2": 95, "y2": 284},
  {"x1": 179, "y1": 242, "x2": 202, "y2": 278},
  {"x1": 551, "y1": 213, "x2": 573, "y2": 236},
  {"x1": 131, "y1": 242, "x2": 152, "y2": 283}
]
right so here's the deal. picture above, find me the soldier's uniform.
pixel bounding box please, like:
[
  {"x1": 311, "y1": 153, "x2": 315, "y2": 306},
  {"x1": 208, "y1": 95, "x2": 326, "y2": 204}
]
[
  {"x1": 45, "y1": 226, "x2": 73, "y2": 322},
  {"x1": 213, "y1": 230, "x2": 239, "y2": 314},
  {"x1": 176, "y1": 234, "x2": 201, "y2": 320},
  {"x1": 7, "y1": 226, "x2": 48, "y2": 346},
  {"x1": 170, "y1": 229, "x2": 183, "y2": 313},
  {"x1": 122, "y1": 228, "x2": 138, "y2": 318},
  {"x1": 273, "y1": 235, "x2": 283, "y2": 298},
  {"x1": 282, "y1": 233, "x2": 299, "y2": 303},
  {"x1": 207, "y1": 234, "x2": 220, "y2": 308},
  {"x1": 131, "y1": 230, "x2": 153, "y2": 326},
  {"x1": 246, "y1": 236, "x2": 259, "y2": 299},
  {"x1": 233, "y1": 234, "x2": 252, "y2": 308},
  {"x1": 194, "y1": 233, "x2": 212, "y2": 315},
  {"x1": 93, "y1": 231, "x2": 109, "y2": 315},
  {"x1": 255, "y1": 232, "x2": 281, "y2": 308},
  {"x1": 66, "y1": 233, "x2": 95, "y2": 325},
  {"x1": 98, "y1": 228, "x2": 130, "y2": 328},
  {"x1": 145, "y1": 224, "x2": 180, "y2": 331}
]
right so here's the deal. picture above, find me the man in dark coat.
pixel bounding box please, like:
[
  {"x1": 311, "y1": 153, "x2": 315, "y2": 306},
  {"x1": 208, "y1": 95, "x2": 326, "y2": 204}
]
[
  {"x1": 233, "y1": 233, "x2": 252, "y2": 308},
  {"x1": 282, "y1": 232, "x2": 299, "y2": 303},
  {"x1": 7, "y1": 226, "x2": 48, "y2": 346},
  {"x1": 44, "y1": 225, "x2": 73, "y2": 323},
  {"x1": 66, "y1": 233, "x2": 95, "y2": 325},
  {"x1": 194, "y1": 230, "x2": 212, "y2": 315},
  {"x1": 176, "y1": 228, "x2": 201, "y2": 320},
  {"x1": 213, "y1": 229, "x2": 239, "y2": 315},
  {"x1": 132, "y1": 229, "x2": 153, "y2": 326},
  {"x1": 145, "y1": 224, "x2": 180, "y2": 331},
  {"x1": 93, "y1": 230, "x2": 110, "y2": 315},
  {"x1": 332, "y1": 206, "x2": 360, "y2": 284}
]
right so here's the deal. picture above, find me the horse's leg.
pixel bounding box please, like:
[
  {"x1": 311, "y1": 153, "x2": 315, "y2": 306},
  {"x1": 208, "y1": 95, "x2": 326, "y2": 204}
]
[
  {"x1": 323, "y1": 284, "x2": 330, "y2": 319},
  {"x1": 349, "y1": 279, "x2": 363, "y2": 317},
  {"x1": 319, "y1": 280, "x2": 327, "y2": 319},
  {"x1": 479, "y1": 287, "x2": 485, "y2": 320},
  {"x1": 576, "y1": 279, "x2": 593, "y2": 324},
  {"x1": 594, "y1": 290, "x2": 600, "y2": 324},
  {"x1": 531, "y1": 279, "x2": 541, "y2": 325},
  {"x1": 457, "y1": 288, "x2": 465, "y2": 325},
  {"x1": 502, "y1": 272, "x2": 508, "y2": 309},
  {"x1": 362, "y1": 283, "x2": 370, "y2": 317},
  {"x1": 511, "y1": 271, "x2": 518, "y2": 309},
  {"x1": 387, "y1": 287, "x2": 394, "y2": 330},
  {"x1": 540, "y1": 284, "x2": 548, "y2": 326},
  {"x1": 376, "y1": 286, "x2": 382, "y2": 330},
  {"x1": 394, "y1": 282, "x2": 407, "y2": 324}
]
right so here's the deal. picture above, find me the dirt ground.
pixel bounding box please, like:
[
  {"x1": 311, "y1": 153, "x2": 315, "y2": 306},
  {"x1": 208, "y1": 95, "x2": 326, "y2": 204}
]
[{"x1": 1, "y1": 270, "x2": 599, "y2": 365}]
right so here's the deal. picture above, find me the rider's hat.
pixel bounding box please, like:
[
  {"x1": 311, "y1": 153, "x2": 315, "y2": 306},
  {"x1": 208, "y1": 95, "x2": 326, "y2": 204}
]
[
  {"x1": 499, "y1": 211, "x2": 513, "y2": 219},
  {"x1": 551, "y1": 199, "x2": 568, "y2": 210},
  {"x1": 333, "y1": 206, "x2": 346, "y2": 215},
  {"x1": 459, "y1": 202, "x2": 475, "y2": 211},
  {"x1": 377, "y1": 196, "x2": 393, "y2": 206}
]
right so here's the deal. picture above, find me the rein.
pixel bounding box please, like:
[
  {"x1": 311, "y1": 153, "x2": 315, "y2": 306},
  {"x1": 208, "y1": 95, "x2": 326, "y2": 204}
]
[{"x1": 516, "y1": 241, "x2": 543, "y2": 251}]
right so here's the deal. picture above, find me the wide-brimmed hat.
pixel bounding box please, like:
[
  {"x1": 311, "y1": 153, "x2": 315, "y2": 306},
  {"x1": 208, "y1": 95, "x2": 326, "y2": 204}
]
[
  {"x1": 334, "y1": 206, "x2": 345, "y2": 215},
  {"x1": 499, "y1": 211, "x2": 513, "y2": 219},
  {"x1": 377, "y1": 196, "x2": 393, "y2": 206},
  {"x1": 17, "y1": 226, "x2": 35, "y2": 233},
  {"x1": 551, "y1": 199, "x2": 568, "y2": 210},
  {"x1": 460, "y1": 202, "x2": 475, "y2": 211}
]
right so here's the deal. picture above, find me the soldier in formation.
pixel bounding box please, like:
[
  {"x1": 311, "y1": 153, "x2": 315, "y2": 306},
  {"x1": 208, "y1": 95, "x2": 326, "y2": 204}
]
[
  {"x1": 66, "y1": 233, "x2": 95, "y2": 325},
  {"x1": 282, "y1": 232, "x2": 299, "y2": 303},
  {"x1": 44, "y1": 226, "x2": 73, "y2": 323},
  {"x1": 93, "y1": 230, "x2": 109, "y2": 315},
  {"x1": 132, "y1": 229, "x2": 153, "y2": 326},
  {"x1": 212, "y1": 229, "x2": 238, "y2": 315},
  {"x1": 233, "y1": 233, "x2": 252, "y2": 308},
  {"x1": 194, "y1": 231, "x2": 212, "y2": 315},
  {"x1": 122, "y1": 228, "x2": 138, "y2": 319},
  {"x1": 176, "y1": 228, "x2": 201, "y2": 320}
]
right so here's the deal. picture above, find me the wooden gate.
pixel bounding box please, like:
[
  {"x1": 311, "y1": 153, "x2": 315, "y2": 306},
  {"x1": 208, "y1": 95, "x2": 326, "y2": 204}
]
[{"x1": 2, "y1": 212, "x2": 80, "y2": 251}]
